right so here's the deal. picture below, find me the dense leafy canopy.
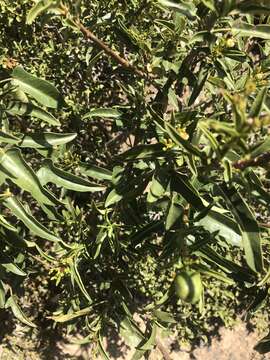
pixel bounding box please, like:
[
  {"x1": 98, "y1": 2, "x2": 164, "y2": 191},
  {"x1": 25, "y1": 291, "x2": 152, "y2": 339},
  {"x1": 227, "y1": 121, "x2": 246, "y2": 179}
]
[{"x1": 1, "y1": 0, "x2": 270, "y2": 357}]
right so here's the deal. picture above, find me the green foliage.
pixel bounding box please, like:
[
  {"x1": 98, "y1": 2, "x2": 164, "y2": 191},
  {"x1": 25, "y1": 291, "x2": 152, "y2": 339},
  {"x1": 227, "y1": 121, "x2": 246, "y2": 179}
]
[{"x1": 1, "y1": 0, "x2": 270, "y2": 357}]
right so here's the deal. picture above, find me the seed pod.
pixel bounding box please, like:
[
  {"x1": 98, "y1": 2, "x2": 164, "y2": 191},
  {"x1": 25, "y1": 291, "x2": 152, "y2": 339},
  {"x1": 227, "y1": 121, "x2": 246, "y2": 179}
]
[{"x1": 174, "y1": 270, "x2": 203, "y2": 304}]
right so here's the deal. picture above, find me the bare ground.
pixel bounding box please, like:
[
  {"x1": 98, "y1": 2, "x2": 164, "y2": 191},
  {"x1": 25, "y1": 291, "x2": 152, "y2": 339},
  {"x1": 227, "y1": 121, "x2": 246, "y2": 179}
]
[{"x1": 1, "y1": 321, "x2": 269, "y2": 360}]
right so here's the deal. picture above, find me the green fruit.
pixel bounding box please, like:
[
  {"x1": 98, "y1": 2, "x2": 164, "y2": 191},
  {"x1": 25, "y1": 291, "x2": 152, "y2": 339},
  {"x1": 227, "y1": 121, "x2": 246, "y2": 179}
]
[{"x1": 174, "y1": 270, "x2": 203, "y2": 304}]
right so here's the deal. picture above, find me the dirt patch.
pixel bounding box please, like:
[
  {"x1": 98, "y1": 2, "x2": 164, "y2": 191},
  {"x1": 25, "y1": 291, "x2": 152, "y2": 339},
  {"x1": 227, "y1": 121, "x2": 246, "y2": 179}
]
[{"x1": 0, "y1": 321, "x2": 269, "y2": 359}]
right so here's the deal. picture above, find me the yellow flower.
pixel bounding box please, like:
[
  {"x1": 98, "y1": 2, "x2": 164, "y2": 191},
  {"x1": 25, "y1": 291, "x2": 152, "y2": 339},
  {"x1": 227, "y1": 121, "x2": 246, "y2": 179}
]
[
  {"x1": 245, "y1": 80, "x2": 256, "y2": 95},
  {"x1": 176, "y1": 127, "x2": 189, "y2": 140},
  {"x1": 226, "y1": 38, "x2": 235, "y2": 48},
  {"x1": 162, "y1": 138, "x2": 174, "y2": 150}
]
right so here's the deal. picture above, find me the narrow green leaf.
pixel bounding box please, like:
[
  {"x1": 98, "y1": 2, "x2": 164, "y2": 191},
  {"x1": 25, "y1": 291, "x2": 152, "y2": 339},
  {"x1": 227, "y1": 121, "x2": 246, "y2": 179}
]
[
  {"x1": 70, "y1": 260, "x2": 92, "y2": 303},
  {"x1": 0, "y1": 260, "x2": 26, "y2": 277},
  {"x1": 205, "y1": 119, "x2": 239, "y2": 136},
  {"x1": 120, "y1": 317, "x2": 144, "y2": 348},
  {"x1": 198, "y1": 246, "x2": 255, "y2": 283},
  {"x1": 5, "y1": 101, "x2": 60, "y2": 125},
  {"x1": 18, "y1": 132, "x2": 77, "y2": 148},
  {"x1": 192, "y1": 263, "x2": 235, "y2": 285},
  {"x1": 153, "y1": 310, "x2": 176, "y2": 323},
  {"x1": 98, "y1": 334, "x2": 111, "y2": 360},
  {"x1": 0, "y1": 148, "x2": 61, "y2": 206},
  {"x1": 0, "y1": 280, "x2": 5, "y2": 308},
  {"x1": 78, "y1": 162, "x2": 112, "y2": 181},
  {"x1": 0, "y1": 131, "x2": 20, "y2": 145},
  {"x1": 3, "y1": 196, "x2": 60, "y2": 242},
  {"x1": 48, "y1": 307, "x2": 91, "y2": 323},
  {"x1": 249, "y1": 88, "x2": 267, "y2": 118},
  {"x1": 37, "y1": 159, "x2": 104, "y2": 192},
  {"x1": 199, "y1": 122, "x2": 221, "y2": 157},
  {"x1": 129, "y1": 221, "x2": 163, "y2": 248},
  {"x1": 105, "y1": 188, "x2": 123, "y2": 207},
  {"x1": 236, "y1": 2, "x2": 270, "y2": 15},
  {"x1": 12, "y1": 67, "x2": 64, "y2": 109},
  {"x1": 165, "y1": 122, "x2": 204, "y2": 158},
  {"x1": 251, "y1": 136, "x2": 270, "y2": 157},
  {"x1": 232, "y1": 22, "x2": 270, "y2": 40},
  {"x1": 222, "y1": 49, "x2": 247, "y2": 62},
  {"x1": 170, "y1": 172, "x2": 205, "y2": 211},
  {"x1": 188, "y1": 66, "x2": 209, "y2": 106},
  {"x1": 147, "y1": 169, "x2": 169, "y2": 203},
  {"x1": 201, "y1": 0, "x2": 216, "y2": 11},
  {"x1": 158, "y1": 0, "x2": 197, "y2": 20},
  {"x1": 197, "y1": 208, "x2": 242, "y2": 247},
  {"x1": 165, "y1": 193, "x2": 183, "y2": 230},
  {"x1": 105, "y1": 173, "x2": 150, "y2": 207},
  {"x1": 26, "y1": 0, "x2": 61, "y2": 24},
  {"x1": 6, "y1": 295, "x2": 36, "y2": 327},
  {"x1": 0, "y1": 214, "x2": 18, "y2": 232},
  {"x1": 217, "y1": 184, "x2": 263, "y2": 273},
  {"x1": 118, "y1": 143, "x2": 165, "y2": 160},
  {"x1": 139, "y1": 323, "x2": 157, "y2": 351},
  {"x1": 82, "y1": 108, "x2": 122, "y2": 119}
]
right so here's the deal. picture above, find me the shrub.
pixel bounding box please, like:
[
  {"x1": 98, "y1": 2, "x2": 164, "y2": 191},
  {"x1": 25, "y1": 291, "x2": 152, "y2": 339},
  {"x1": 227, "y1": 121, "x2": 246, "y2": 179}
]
[{"x1": 1, "y1": 0, "x2": 270, "y2": 357}]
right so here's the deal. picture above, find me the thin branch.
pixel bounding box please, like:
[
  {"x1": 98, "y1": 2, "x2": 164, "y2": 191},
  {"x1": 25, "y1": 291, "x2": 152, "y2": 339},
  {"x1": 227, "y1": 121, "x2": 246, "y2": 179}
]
[
  {"x1": 258, "y1": 222, "x2": 270, "y2": 229},
  {"x1": 59, "y1": 2, "x2": 147, "y2": 78},
  {"x1": 74, "y1": 20, "x2": 146, "y2": 78},
  {"x1": 233, "y1": 151, "x2": 270, "y2": 170},
  {"x1": 28, "y1": 253, "x2": 50, "y2": 269}
]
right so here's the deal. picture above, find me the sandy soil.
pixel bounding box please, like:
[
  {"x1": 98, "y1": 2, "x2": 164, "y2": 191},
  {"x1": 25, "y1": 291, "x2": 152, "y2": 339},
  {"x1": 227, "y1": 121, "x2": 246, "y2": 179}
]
[{"x1": 1, "y1": 321, "x2": 269, "y2": 359}]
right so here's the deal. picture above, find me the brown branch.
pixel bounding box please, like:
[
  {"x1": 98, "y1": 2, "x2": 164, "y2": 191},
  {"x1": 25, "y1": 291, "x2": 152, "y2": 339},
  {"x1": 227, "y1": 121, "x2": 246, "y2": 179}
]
[
  {"x1": 233, "y1": 151, "x2": 270, "y2": 170},
  {"x1": 58, "y1": 2, "x2": 148, "y2": 77},
  {"x1": 258, "y1": 222, "x2": 270, "y2": 229},
  {"x1": 73, "y1": 19, "x2": 147, "y2": 78}
]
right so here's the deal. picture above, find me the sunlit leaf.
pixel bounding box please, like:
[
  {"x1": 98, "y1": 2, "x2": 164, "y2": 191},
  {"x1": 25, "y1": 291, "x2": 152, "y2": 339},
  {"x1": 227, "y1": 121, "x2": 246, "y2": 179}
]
[
  {"x1": 217, "y1": 184, "x2": 263, "y2": 273},
  {"x1": 83, "y1": 108, "x2": 122, "y2": 119},
  {"x1": 48, "y1": 307, "x2": 91, "y2": 322},
  {"x1": 0, "y1": 148, "x2": 61, "y2": 207},
  {"x1": 26, "y1": 0, "x2": 61, "y2": 24},
  {"x1": 232, "y1": 22, "x2": 270, "y2": 39},
  {"x1": 37, "y1": 159, "x2": 104, "y2": 192},
  {"x1": 12, "y1": 67, "x2": 64, "y2": 109},
  {"x1": 3, "y1": 196, "x2": 60, "y2": 242}
]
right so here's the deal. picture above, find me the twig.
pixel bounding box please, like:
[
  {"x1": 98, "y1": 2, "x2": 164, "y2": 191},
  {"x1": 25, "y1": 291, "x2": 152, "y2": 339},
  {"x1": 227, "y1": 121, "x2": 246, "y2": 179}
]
[
  {"x1": 28, "y1": 253, "x2": 50, "y2": 269},
  {"x1": 233, "y1": 151, "x2": 270, "y2": 170},
  {"x1": 59, "y1": 2, "x2": 148, "y2": 77},
  {"x1": 59, "y1": 1, "x2": 147, "y2": 78},
  {"x1": 258, "y1": 222, "x2": 270, "y2": 229},
  {"x1": 74, "y1": 20, "x2": 146, "y2": 78}
]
